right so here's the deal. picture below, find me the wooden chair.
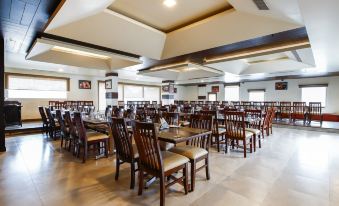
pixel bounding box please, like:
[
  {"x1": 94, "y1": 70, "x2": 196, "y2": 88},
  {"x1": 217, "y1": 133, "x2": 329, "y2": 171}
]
[
  {"x1": 224, "y1": 111, "x2": 254, "y2": 158},
  {"x1": 162, "y1": 112, "x2": 180, "y2": 126},
  {"x1": 261, "y1": 109, "x2": 272, "y2": 138},
  {"x1": 169, "y1": 114, "x2": 212, "y2": 191},
  {"x1": 134, "y1": 122, "x2": 189, "y2": 206},
  {"x1": 111, "y1": 118, "x2": 139, "y2": 189},
  {"x1": 55, "y1": 110, "x2": 70, "y2": 149},
  {"x1": 307, "y1": 102, "x2": 323, "y2": 126},
  {"x1": 268, "y1": 108, "x2": 275, "y2": 134},
  {"x1": 73, "y1": 112, "x2": 109, "y2": 163},
  {"x1": 241, "y1": 101, "x2": 252, "y2": 110},
  {"x1": 45, "y1": 107, "x2": 60, "y2": 139},
  {"x1": 291, "y1": 102, "x2": 307, "y2": 124},
  {"x1": 278, "y1": 102, "x2": 292, "y2": 121},
  {"x1": 38, "y1": 106, "x2": 49, "y2": 135},
  {"x1": 245, "y1": 109, "x2": 263, "y2": 149},
  {"x1": 63, "y1": 111, "x2": 76, "y2": 153},
  {"x1": 200, "y1": 110, "x2": 226, "y2": 152}
]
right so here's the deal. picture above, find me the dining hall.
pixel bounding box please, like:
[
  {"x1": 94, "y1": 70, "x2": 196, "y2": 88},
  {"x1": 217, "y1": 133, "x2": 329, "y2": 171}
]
[{"x1": 1, "y1": 0, "x2": 339, "y2": 206}]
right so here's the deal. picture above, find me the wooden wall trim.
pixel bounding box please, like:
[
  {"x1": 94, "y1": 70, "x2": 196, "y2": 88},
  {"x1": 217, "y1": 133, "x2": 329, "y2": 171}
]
[
  {"x1": 248, "y1": 89, "x2": 266, "y2": 92},
  {"x1": 299, "y1": 84, "x2": 329, "y2": 88}
]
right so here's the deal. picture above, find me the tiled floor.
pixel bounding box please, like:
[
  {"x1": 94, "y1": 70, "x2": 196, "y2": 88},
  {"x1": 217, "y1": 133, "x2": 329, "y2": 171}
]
[{"x1": 1, "y1": 127, "x2": 339, "y2": 206}]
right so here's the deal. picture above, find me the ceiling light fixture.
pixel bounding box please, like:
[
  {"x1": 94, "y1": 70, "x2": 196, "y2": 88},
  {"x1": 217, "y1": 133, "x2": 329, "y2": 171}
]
[
  {"x1": 163, "y1": 0, "x2": 177, "y2": 8},
  {"x1": 52, "y1": 46, "x2": 110, "y2": 60}
]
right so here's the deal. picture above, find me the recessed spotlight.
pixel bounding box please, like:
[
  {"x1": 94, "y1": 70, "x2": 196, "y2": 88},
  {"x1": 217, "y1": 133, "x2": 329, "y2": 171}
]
[{"x1": 163, "y1": 0, "x2": 176, "y2": 8}]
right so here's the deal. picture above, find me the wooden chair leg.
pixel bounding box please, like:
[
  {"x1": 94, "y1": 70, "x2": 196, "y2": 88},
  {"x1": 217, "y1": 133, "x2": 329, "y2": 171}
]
[
  {"x1": 82, "y1": 144, "x2": 87, "y2": 163},
  {"x1": 115, "y1": 157, "x2": 120, "y2": 180},
  {"x1": 105, "y1": 140, "x2": 108, "y2": 157},
  {"x1": 205, "y1": 156, "x2": 210, "y2": 180},
  {"x1": 250, "y1": 138, "x2": 253, "y2": 153},
  {"x1": 253, "y1": 134, "x2": 256, "y2": 152},
  {"x1": 190, "y1": 160, "x2": 196, "y2": 192},
  {"x1": 183, "y1": 163, "x2": 188, "y2": 195},
  {"x1": 217, "y1": 135, "x2": 220, "y2": 152},
  {"x1": 138, "y1": 168, "x2": 144, "y2": 195},
  {"x1": 130, "y1": 162, "x2": 135, "y2": 189},
  {"x1": 258, "y1": 134, "x2": 261, "y2": 148},
  {"x1": 225, "y1": 137, "x2": 228, "y2": 153},
  {"x1": 243, "y1": 140, "x2": 247, "y2": 158},
  {"x1": 160, "y1": 176, "x2": 165, "y2": 206}
]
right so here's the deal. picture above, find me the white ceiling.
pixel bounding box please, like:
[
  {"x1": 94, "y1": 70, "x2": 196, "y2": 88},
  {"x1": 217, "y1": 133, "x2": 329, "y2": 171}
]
[
  {"x1": 109, "y1": 0, "x2": 231, "y2": 31},
  {"x1": 5, "y1": 0, "x2": 339, "y2": 85}
]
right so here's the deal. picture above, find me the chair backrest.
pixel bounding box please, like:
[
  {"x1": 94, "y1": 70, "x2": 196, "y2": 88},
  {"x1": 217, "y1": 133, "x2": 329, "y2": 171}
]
[
  {"x1": 162, "y1": 112, "x2": 179, "y2": 125},
  {"x1": 280, "y1": 102, "x2": 291, "y2": 114},
  {"x1": 45, "y1": 107, "x2": 56, "y2": 126},
  {"x1": 224, "y1": 111, "x2": 246, "y2": 140},
  {"x1": 309, "y1": 102, "x2": 322, "y2": 115},
  {"x1": 134, "y1": 122, "x2": 163, "y2": 173},
  {"x1": 38, "y1": 106, "x2": 48, "y2": 124},
  {"x1": 64, "y1": 111, "x2": 77, "y2": 138},
  {"x1": 200, "y1": 110, "x2": 218, "y2": 134},
  {"x1": 293, "y1": 102, "x2": 306, "y2": 114},
  {"x1": 73, "y1": 112, "x2": 87, "y2": 143},
  {"x1": 189, "y1": 114, "x2": 213, "y2": 150},
  {"x1": 169, "y1": 105, "x2": 177, "y2": 112},
  {"x1": 111, "y1": 118, "x2": 135, "y2": 162},
  {"x1": 245, "y1": 109, "x2": 262, "y2": 129},
  {"x1": 55, "y1": 110, "x2": 66, "y2": 134}
]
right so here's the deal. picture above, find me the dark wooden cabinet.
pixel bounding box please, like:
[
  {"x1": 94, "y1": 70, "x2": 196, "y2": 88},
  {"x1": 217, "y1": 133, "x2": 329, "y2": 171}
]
[{"x1": 4, "y1": 101, "x2": 22, "y2": 127}]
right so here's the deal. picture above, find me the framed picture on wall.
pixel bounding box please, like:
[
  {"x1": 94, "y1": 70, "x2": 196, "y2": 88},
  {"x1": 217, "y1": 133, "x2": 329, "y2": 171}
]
[
  {"x1": 275, "y1": 82, "x2": 288, "y2": 90},
  {"x1": 211, "y1": 86, "x2": 219, "y2": 93},
  {"x1": 162, "y1": 85, "x2": 169, "y2": 92},
  {"x1": 105, "y1": 79, "x2": 112, "y2": 89},
  {"x1": 169, "y1": 84, "x2": 174, "y2": 93},
  {"x1": 79, "y1": 80, "x2": 91, "y2": 89},
  {"x1": 174, "y1": 88, "x2": 177, "y2": 93}
]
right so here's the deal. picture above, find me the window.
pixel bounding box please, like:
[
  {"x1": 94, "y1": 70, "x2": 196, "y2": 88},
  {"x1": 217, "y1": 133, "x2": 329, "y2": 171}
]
[
  {"x1": 208, "y1": 93, "x2": 217, "y2": 101},
  {"x1": 119, "y1": 83, "x2": 161, "y2": 103},
  {"x1": 301, "y1": 86, "x2": 327, "y2": 106},
  {"x1": 249, "y1": 90, "x2": 265, "y2": 102},
  {"x1": 6, "y1": 73, "x2": 69, "y2": 99},
  {"x1": 98, "y1": 81, "x2": 106, "y2": 111},
  {"x1": 144, "y1": 86, "x2": 160, "y2": 103},
  {"x1": 225, "y1": 86, "x2": 239, "y2": 101}
]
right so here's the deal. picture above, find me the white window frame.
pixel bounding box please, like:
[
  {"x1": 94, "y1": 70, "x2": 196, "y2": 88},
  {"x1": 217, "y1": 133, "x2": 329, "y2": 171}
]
[
  {"x1": 225, "y1": 85, "x2": 240, "y2": 102},
  {"x1": 300, "y1": 85, "x2": 327, "y2": 106},
  {"x1": 248, "y1": 90, "x2": 265, "y2": 102}
]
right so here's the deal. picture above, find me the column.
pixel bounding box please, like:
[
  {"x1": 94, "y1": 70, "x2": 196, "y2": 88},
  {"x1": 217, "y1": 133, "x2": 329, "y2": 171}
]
[
  {"x1": 105, "y1": 72, "x2": 118, "y2": 107},
  {"x1": 0, "y1": 33, "x2": 6, "y2": 152},
  {"x1": 161, "y1": 80, "x2": 175, "y2": 105}
]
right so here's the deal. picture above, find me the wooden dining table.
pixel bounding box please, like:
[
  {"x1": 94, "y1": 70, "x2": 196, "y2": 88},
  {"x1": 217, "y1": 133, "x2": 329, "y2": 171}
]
[{"x1": 157, "y1": 127, "x2": 212, "y2": 144}]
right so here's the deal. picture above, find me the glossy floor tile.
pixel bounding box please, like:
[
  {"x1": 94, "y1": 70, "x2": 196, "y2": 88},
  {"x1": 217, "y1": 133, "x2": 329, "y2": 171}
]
[{"x1": 1, "y1": 127, "x2": 339, "y2": 206}]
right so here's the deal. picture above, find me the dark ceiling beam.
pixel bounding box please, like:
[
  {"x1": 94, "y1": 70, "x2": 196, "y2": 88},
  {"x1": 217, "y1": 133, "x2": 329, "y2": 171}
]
[
  {"x1": 139, "y1": 27, "x2": 309, "y2": 71},
  {"x1": 27, "y1": 32, "x2": 141, "y2": 59}
]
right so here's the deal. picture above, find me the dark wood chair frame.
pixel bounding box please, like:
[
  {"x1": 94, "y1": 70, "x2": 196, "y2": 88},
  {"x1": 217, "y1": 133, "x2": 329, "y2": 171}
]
[
  {"x1": 111, "y1": 118, "x2": 139, "y2": 189},
  {"x1": 73, "y1": 112, "x2": 109, "y2": 163},
  {"x1": 134, "y1": 122, "x2": 188, "y2": 206}
]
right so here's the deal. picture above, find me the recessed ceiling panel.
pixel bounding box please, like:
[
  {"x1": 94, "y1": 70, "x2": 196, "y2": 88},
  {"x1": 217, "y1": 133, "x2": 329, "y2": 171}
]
[{"x1": 109, "y1": 0, "x2": 231, "y2": 32}]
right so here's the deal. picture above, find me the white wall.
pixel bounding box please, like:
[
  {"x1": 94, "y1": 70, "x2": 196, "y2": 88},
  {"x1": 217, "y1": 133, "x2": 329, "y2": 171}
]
[
  {"x1": 175, "y1": 76, "x2": 339, "y2": 114},
  {"x1": 5, "y1": 68, "x2": 103, "y2": 120}
]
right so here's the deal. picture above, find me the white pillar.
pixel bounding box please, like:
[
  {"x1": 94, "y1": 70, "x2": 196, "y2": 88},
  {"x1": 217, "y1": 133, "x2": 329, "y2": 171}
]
[
  {"x1": 161, "y1": 80, "x2": 175, "y2": 105},
  {"x1": 105, "y1": 72, "x2": 118, "y2": 106}
]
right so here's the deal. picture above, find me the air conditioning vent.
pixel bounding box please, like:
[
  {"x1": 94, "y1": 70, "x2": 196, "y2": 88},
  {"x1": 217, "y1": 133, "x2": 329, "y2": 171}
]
[{"x1": 253, "y1": 0, "x2": 269, "y2": 10}]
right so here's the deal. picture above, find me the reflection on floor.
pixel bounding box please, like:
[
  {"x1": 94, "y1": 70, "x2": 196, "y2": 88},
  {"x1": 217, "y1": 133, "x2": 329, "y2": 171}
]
[{"x1": 1, "y1": 127, "x2": 339, "y2": 206}]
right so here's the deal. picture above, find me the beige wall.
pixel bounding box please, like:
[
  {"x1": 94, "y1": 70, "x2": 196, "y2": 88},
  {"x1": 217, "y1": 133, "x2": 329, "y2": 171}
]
[{"x1": 5, "y1": 68, "x2": 103, "y2": 120}]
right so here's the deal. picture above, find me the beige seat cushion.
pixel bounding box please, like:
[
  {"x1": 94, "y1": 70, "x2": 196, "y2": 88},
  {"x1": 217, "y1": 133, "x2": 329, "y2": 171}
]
[
  {"x1": 228, "y1": 131, "x2": 253, "y2": 139},
  {"x1": 162, "y1": 151, "x2": 189, "y2": 172},
  {"x1": 159, "y1": 141, "x2": 175, "y2": 151},
  {"x1": 245, "y1": 128, "x2": 261, "y2": 135},
  {"x1": 169, "y1": 145, "x2": 208, "y2": 160},
  {"x1": 87, "y1": 132, "x2": 109, "y2": 141}
]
